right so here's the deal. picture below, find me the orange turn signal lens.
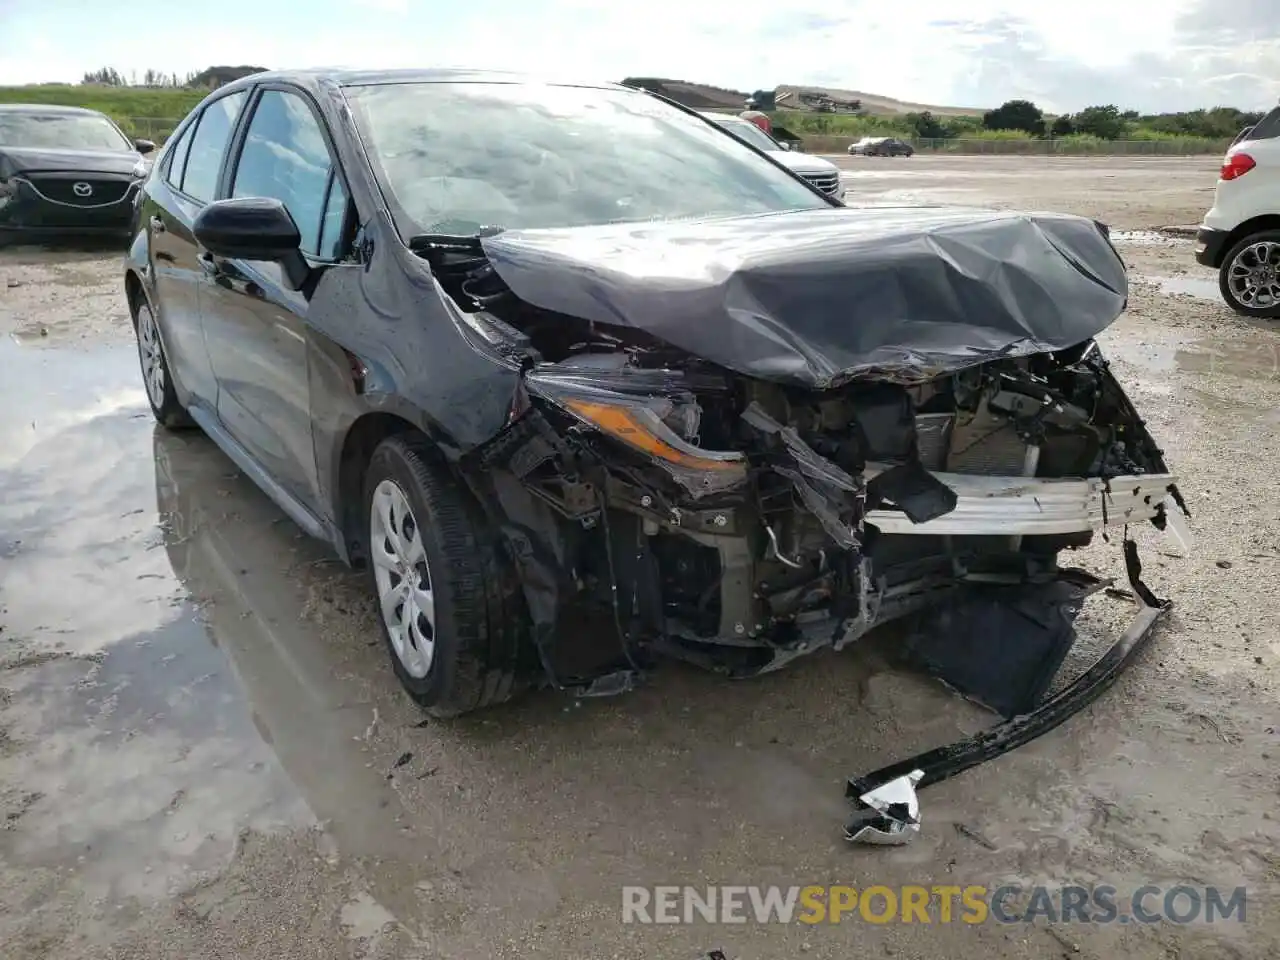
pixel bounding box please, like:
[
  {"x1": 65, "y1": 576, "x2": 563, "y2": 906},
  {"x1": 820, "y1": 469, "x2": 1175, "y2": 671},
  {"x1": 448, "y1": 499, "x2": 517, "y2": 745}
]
[{"x1": 563, "y1": 398, "x2": 744, "y2": 472}]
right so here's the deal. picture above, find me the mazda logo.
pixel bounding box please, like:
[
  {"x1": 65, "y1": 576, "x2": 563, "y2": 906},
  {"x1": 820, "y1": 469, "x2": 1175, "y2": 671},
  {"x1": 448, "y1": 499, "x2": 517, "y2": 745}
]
[{"x1": 72, "y1": 181, "x2": 93, "y2": 198}]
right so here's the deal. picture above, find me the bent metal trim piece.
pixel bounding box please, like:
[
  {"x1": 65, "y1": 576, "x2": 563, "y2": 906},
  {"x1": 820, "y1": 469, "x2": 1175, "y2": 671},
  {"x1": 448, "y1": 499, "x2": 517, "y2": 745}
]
[{"x1": 844, "y1": 537, "x2": 1173, "y2": 845}]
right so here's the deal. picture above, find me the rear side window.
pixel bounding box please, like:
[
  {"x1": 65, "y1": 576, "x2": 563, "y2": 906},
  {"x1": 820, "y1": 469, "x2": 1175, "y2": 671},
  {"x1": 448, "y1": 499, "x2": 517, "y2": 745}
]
[
  {"x1": 1246, "y1": 107, "x2": 1280, "y2": 142},
  {"x1": 231, "y1": 89, "x2": 345, "y2": 258},
  {"x1": 181, "y1": 91, "x2": 247, "y2": 202},
  {"x1": 163, "y1": 121, "x2": 195, "y2": 189}
]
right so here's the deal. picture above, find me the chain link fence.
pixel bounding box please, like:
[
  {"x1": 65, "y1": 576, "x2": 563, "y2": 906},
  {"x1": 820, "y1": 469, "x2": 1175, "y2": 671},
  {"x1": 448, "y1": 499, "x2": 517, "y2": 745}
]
[{"x1": 118, "y1": 117, "x2": 182, "y2": 142}]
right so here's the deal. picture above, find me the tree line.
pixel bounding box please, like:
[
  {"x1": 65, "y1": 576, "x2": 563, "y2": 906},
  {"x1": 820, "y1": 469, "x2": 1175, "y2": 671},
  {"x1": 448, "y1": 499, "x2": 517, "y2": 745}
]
[
  {"x1": 80, "y1": 65, "x2": 267, "y2": 90},
  {"x1": 906, "y1": 99, "x2": 1264, "y2": 142}
]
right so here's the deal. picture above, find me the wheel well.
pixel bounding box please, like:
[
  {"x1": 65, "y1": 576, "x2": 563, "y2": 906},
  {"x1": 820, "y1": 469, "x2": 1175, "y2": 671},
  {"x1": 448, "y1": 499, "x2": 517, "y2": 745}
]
[
  {"x1": 336, "y1": 413, "x2": 422, "y2": 568},
  {"x1": 1216, "y1": 215, "x2": 1280, "y2": 266},
  {"x1": 124, "y1": 270, "x2": 145, "y2": 319}
]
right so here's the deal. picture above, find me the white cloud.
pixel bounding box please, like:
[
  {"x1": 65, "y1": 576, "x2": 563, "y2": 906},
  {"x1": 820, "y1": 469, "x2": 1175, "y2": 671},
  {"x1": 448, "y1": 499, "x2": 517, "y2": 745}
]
[{"x1": 1, "y1": 0, "x2": 1277, "y2": 112}]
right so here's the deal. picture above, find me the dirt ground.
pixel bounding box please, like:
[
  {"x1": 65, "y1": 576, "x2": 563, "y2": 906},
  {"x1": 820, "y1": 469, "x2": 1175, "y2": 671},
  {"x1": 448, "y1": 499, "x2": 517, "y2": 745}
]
[{"x1": 1, "y1": 156, "x2": 1277, "y2": 960}]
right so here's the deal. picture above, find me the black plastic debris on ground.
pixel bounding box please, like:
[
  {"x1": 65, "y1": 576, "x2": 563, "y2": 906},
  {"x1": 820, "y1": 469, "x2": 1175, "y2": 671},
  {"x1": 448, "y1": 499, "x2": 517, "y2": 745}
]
[
  {"x1": 900, "y1": 571, "x2": 1106, "y2": 718},
  {"x1": 845, "y1": 540, "x2": 1171, "y2": 840}
]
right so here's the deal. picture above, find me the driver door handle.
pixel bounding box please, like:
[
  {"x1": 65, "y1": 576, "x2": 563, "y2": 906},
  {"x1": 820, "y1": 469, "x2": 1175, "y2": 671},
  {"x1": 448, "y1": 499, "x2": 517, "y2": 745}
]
[{"x1": 149, "y1": 215, "x2": 165, "y2": 233}]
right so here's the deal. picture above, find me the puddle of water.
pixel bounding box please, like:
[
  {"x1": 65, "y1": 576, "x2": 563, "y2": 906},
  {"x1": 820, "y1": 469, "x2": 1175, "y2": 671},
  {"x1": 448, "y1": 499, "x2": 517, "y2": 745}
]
[
  {"x1": 1111, "y1": 230, "x2": 1190, "y2": 246},
  {"x1": 1176, "y1": 338, "x2": 1280, "y2": 380},
  {"x1": 0, "y1": 338, "x2": 143, "y2": 470},
  {"x1": 1114, "y1": 332, "x2": 1279, "y2": 381},
  {"x1": 1135, "y1": 274, "x2": 1221, "y2": 301},
  {"x1": 340, "y1": 891, "x2": 399, "y2": 940},
  {"x1": 0, "y1": 343, "x2": 387, "y2": 899}
]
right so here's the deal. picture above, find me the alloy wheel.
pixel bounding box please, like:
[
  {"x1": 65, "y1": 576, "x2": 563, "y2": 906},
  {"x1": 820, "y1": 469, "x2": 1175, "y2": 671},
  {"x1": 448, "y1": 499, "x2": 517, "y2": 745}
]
[
  {"x1": 136, "y1": 304, "x2": 166, "y2": 410},
  {"x1": 1227, "y1": 240, "x2": 1280, "y2": 308},
  {"x1": 370, "y1": 478, "x2": 436, "y2": 678}
]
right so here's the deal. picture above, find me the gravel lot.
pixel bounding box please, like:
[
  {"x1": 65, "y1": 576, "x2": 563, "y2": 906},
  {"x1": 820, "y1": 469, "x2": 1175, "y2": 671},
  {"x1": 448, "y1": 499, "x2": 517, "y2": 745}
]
[{"x1": 1, "y1": 156, "x2": 1277, "y2": 960}]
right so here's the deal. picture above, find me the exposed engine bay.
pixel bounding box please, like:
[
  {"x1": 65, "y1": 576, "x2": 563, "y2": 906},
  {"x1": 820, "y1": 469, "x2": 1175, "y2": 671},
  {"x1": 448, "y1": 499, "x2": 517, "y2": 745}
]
[
  {"x1": 417, "y1": 229, "x2": 1186, "y2": 683},
  {"x1": 412, "y1": 208, "x2": 1191, "y2": 839}
]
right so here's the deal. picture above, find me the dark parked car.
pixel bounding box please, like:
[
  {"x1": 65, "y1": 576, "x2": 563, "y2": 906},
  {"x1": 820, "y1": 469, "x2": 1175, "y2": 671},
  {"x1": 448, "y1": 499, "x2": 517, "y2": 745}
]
[
  {"x1": 0, "y1": 104, "x2": 154, "y2": 243},
  {"x1": 849, "y1": 136, "x2": 915, "y2": 157},
  {"x1": 124, "y1": 70, "x2": 1183, "y2": 740}
]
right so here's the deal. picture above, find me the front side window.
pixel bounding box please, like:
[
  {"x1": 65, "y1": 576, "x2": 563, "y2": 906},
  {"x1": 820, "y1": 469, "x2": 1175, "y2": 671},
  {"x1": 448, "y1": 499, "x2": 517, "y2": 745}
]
[
  {"x1": 163, "y1": 121, "x2": 195, "y2": 189},
  {"x1": 231, "y1": 89, "x2": 344, "y2": 258},
  {"x1": 0, "y1": 112, "x2": 132, "y2": 151},
  {"x1": 181, "y1": 91, "x2": 247, "y2": 203},
  {"x1": 343, "y1": 81, "x2": 828, "y2": 238}
]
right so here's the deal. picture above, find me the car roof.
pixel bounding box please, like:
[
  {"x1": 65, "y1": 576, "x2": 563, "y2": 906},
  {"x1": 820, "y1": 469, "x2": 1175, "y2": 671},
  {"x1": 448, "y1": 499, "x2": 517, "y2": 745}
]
[
  {"x1": 0, "y1": 103, "x2": 108, "y2": 116},
  {"x1": 215, "y1": 68, "x2": 630, "y2": 97}
]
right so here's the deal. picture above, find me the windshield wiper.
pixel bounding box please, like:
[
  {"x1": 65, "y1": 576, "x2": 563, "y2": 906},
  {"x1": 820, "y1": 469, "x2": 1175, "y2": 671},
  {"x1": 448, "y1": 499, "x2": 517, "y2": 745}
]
[{"x1": 408, "y1": 221, "x2": 505, "y2": 254}]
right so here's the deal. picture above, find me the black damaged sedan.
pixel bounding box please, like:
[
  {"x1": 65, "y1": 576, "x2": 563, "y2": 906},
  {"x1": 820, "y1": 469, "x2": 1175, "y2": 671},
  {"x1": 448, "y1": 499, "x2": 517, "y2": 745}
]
[
  {"x1": 0, "y1": 103, "x2": 154, "y2": 243},
  {"x1": 124, "y1": 70, "x2": 1187, "y2": 795}
]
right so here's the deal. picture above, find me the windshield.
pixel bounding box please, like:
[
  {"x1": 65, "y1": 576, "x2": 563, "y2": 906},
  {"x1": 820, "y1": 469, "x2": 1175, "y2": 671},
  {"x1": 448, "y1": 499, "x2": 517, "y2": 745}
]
[
  {"x1": 707, "y1": 115, "x2": 781, "y2": 152},
  {"x1": 0, "y1": 111, "x2": 132, "y2": 151},
  {"x1": 343, "y1": 82, "x2": 827, "y2": 237}
]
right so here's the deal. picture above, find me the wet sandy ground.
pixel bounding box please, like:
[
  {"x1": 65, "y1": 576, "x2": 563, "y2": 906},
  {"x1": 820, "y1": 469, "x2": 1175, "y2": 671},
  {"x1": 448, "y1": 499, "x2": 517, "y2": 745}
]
[{"x1": 1, "y1": 157, "x2": 1278, "y2": 959}]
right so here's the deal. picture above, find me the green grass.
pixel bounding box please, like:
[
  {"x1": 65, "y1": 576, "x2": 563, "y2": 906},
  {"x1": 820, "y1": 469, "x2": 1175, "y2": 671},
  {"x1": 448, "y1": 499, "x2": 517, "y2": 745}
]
[
  {"x1": 2, "y1": 84, "x2": 1230, "y2": 154},
  {"x1": 0, "y1": 85, "x2": 201, "y2": 140}
]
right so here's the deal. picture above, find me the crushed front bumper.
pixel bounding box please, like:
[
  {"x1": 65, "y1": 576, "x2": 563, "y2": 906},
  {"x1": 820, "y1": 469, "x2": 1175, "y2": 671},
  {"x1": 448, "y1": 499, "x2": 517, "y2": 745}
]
[{"x1": 865, "y1": 468, "x2": 1180, "y2": 537}]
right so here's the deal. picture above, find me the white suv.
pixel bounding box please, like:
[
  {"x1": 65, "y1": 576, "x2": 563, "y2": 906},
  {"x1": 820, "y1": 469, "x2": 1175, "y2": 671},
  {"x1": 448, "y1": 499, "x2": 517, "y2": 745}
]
[{"x1": 1196, "y1": 106, "x2": 1280, "y2": 317}]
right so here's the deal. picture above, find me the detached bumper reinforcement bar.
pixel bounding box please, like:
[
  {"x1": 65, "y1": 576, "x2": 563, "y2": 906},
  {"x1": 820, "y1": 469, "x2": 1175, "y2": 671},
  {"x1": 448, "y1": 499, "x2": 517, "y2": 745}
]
[
  {"x1": 864, "y1": 470, "x2": 1177, "y2": 536},
  {"x1": 844, "y1": 540, "x2": 1171, "y2": 841}
]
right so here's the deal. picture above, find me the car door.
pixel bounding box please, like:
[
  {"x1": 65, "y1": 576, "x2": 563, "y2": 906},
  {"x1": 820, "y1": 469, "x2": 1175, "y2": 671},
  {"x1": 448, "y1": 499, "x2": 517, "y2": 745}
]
[
  {"x1": 200, "y1": 85, "x2": 351, "y2": 513},
  {"x1": 147, "y1": 91, "x2": 247, "y2": 408}
]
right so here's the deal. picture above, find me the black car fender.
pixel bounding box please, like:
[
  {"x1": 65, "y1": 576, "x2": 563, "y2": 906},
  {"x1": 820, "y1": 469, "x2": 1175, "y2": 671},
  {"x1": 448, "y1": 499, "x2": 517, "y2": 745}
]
[
  {"x1": 304, "y1": 248, "x2": 525, "y2": 566},
  {"x1": 123, "y1": 225, "x2": 155, "y2": 312}
]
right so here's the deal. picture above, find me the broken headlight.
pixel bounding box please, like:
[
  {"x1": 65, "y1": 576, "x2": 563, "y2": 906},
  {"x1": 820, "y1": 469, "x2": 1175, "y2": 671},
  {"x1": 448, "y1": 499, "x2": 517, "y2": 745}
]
[{"x1": 528, "y1": 373, "x2": 748, "y2": 495}]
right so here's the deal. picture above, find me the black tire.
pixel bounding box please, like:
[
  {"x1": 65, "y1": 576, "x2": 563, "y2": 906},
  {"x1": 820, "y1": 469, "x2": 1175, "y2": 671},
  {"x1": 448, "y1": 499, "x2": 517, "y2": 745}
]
[
  {"x1": 133, "y1": 300, "x2": 193, "y2": 428},
  {"x1": 1218, "y1": 230, "x2": 1280, "y2": 319},
  {"x1": 363, "y1": 434, "x2": 524, "y2": 717}
]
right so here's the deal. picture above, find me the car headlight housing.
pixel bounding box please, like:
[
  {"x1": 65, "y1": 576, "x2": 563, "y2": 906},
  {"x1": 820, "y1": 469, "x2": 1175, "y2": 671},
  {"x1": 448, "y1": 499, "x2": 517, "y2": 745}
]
[{"x1": 527, "y1": 370, "x2": 748, "y2": 495}]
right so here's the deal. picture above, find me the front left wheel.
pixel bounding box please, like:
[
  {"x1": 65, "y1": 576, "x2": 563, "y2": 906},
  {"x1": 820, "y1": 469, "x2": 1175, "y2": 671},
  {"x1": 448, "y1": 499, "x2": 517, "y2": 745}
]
[
  {"x1": 363, "y1": 434, "x2": 524, "y2": 718},
  {"x1": 133, "y1": 301, "x2": 192, "y2": 428}
]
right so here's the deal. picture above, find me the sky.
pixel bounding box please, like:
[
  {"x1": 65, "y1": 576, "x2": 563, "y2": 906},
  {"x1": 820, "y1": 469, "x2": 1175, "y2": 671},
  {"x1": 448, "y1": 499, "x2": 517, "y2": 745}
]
[{"x1": 1, "y1": 0, "x2": 1278, "y2": 114}]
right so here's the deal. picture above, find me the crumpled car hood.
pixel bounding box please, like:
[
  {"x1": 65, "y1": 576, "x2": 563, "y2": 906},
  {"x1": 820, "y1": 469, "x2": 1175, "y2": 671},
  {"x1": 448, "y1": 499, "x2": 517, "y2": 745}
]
[{"x1": 480, "y1": 206, "x2": 1128, "y2": 386}]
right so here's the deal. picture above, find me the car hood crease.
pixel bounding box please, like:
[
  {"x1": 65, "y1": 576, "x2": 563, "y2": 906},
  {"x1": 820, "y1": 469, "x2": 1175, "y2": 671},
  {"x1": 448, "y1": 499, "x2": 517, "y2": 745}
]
[
  {"x1": 0, "y1": 147, "x2": 141, "y2": 178},
  {"x1": 480, "y1": 206, "x2": 1128, "y2": 386}
]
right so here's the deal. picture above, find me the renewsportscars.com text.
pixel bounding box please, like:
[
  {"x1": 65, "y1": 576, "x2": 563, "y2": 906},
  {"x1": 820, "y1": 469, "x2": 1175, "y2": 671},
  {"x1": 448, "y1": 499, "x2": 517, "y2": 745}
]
[{"x1": 621, "y1": 884, "x2": 1247, "y2": 925}]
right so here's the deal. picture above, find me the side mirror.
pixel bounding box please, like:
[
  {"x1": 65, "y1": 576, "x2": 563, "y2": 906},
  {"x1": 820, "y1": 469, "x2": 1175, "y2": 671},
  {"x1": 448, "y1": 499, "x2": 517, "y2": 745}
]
[
  {"x1": 779, "y1": 142, "x2": 792, "y2": 151},
  {"x1": 193, "y1": 197, "x2": 309, "y2": 290},
  {"x1": 134, "y1": 138, "x2": 156, "y2": 155}
]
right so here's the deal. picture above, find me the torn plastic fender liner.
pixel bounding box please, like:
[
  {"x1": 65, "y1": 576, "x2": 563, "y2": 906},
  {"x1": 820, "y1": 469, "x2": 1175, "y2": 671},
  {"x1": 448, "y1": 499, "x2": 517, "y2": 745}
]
[
  {"x1": 467, "y1": 409, "x2": 583, "y2": 688},
  {"x1": 844, "y1": 539, "x2": 1170, "y2": 841},
  {"x1": 743, "y1": 401, "x2": 959, "y2": 546},
  {"x1": 480, "y1": 206, "x2": 1127, "y2": 387},
  {"x1": 742, "y1": 401, "x2": 866, "y2": 549}
]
